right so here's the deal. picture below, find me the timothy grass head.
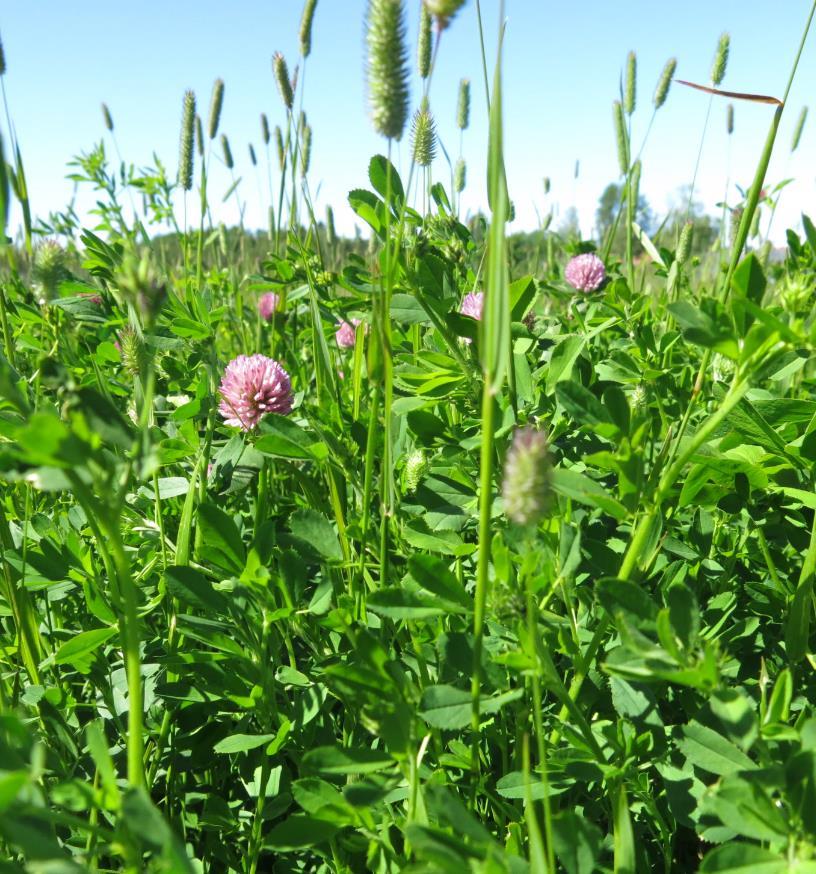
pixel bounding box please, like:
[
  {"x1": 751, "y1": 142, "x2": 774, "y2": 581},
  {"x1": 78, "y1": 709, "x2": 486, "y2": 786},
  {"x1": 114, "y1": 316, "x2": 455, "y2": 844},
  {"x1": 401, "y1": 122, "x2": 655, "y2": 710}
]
[
  {"x1": 366, "y1": 0, "x2": 410, "y2": 140},
  {"x1": 208, "y1": 78, "x2": 225, "y2": 139}
]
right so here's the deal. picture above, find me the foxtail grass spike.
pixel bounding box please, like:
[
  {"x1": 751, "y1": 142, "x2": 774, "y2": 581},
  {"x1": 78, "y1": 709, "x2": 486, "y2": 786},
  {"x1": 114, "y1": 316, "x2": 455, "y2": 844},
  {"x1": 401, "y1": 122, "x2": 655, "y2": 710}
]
[
  {"x1": 574, "y1": 159, "x2": 580, "y2": 179},
  {"x1": 677, "y1": 221, "x2": 693, "y2": 264},
  {"x1": 101, "y1": 103, "x2": 114, "y2": 132},
  {"x1": 261, "y1": 113, "x2": 270, "y2": 145},
  {"x1": 299, "y1": 110, "x2": 308, "y2": 138},
  {"x1": 750, "y1": 208, "x2": 761, "y2": 239},
  {"x1": 624, "y1": 51, "x2": 637, "y2": 115},
  {"x1": 411, "y1": 99, "x2": 436, "y2": 167},
  {"x1": 423, "y1": 0, "x2": 467, "y2": 29},
  {"x1": 221, "y1": 133, "x2": 233, "y2": 170},
  {"x1": 275, "y1": 126, "x2": 285, "y2": 171},
  {"x1": 711, "y1": 32, "x2": 730, "y2": 86},
  {"x1": 208, "y1": 79, "x2": 224, "y2": 140},
  {"x1": 502, "y1": 427, "x2": 553, "y2": 527},
  {"x1": 543, "y1": 176, "x2": 551, "y2": 195},
  {"x1": 178, "y1": 90, "x2": 196, "y2": 191},
  {"x1": 726, "y1": 103, "x2": 734, "y2": 135},
  {"x1": 418, "y1": 4, "x2": 432, "y2": 78},
  {"x1": 457, "y1": 78, "x2": 470, "y2": 130},
  {"x1": 791, "y1": 106, "x2": 807, "y2": 152},
  {"x1": 273, "y1": 52, "x2": 294, "y2": 111},
  {"x1": 613, "y1": 100, "x2": 628, "y2": 175},
  {"x1": 366, "y1": 0, "x2": 410, "y2": 140},
  {"x1": 326, "y1": 205, "x2": 336, "y2": 246},
  {"x1": 630, "y1": 159, "x2": 641, "y2": 209},
  {"x1": 248, "y1": 143, "x2": 257, "y2": 166},
  {"x1": 0, "y1": 33, "x2": 6, "y2": 76},
  {"x1": 118, "y1": 326, "x2": 144, "y2": 377},
  {"x1": 300, "y1": 0, "x2": 319, "y2": 57},
  {"x1": 730, "y1": 206, "x2": 743, "y2": 247},
  {"x1": 454, "y1": 157, "x2": 466, "y2": 192},
  {"x1": 195, "y1": 115, "x2": 204, "y2": 157},
  {"x1": 301, "y1": 124, "x2": 312, "y2": 176},
  {"x1": 653, "y1": 57, "x2": 677, "y2": 109}
]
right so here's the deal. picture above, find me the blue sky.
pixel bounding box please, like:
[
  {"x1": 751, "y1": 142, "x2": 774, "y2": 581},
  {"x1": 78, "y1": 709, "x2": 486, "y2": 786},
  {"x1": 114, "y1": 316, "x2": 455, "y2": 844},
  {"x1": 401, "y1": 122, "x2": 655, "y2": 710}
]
[{"x1": 2, "y1": 1, "x2": 814, "y2": 244}]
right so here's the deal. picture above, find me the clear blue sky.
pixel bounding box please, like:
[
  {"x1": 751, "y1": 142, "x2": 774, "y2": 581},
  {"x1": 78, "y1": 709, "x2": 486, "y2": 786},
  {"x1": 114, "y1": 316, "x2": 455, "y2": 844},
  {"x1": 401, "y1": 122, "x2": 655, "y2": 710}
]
[{"x1": 2, "y1": 1, "x2": 814, "y2": 244}]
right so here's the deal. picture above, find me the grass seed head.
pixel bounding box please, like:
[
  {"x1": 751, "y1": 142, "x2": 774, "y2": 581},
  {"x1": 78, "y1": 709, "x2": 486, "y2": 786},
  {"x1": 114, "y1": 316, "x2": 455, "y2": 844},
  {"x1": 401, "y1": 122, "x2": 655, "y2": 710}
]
[
  {"x1": 273, "y1": 52, "x2": 295, "y2": 111},
  {"x1": 0, "y1": 32, "x2": 6, "y2": 76},
  {"x1": 653, "y1": 57, "x2": 676, "y2": 109},
  {"x1": 791, "y1": 106, "x2": 807, "y2": 152},
  {"x1": 275, "y1": 126, "x2": 285, "y2": 170},
  {"x1": 178, "y1": 90, "x2": 196, "y2": 191},
  {"x1": 326, "y1": 206, "x2": 336, "y2": 246},
  {"x1": 101, "y1": 103, "x2": 114, "y2": 132},
  {"x1": 711, "y1": 32, "x2": 730, "y2": 86},
  {"x1": 502, "y1": 426, "x2": 553, "y2": 527},
  {"x1": 301, "y1": 124, "x2": 312, "y2": 176},
  {"x1": 411, "y1": 99, "x2": 437, "y2": 167},
  {"x1": 33, "y1": 240, "x2": 68, "y2": 294},
  {"x1": 366, "y1": 0, "x2": 410, "y2": 140},
  {"x1": 208, "y1": 78, "x2": 225, "y2": 140},
  {"x1": 677, "y1": 220, "x2": 694, "y2": 265},
  {"x1": 726, "y1": 103, "x2": 734, "y2": 135},
  {"x1": 454, "y1": 157, "x2": 466, "y2": 193},
  {"x1": 418, "y1": 4, "x2": 432, "y2": 78},
  {"x1": 261, "y1": 113, "x2": 271, "y2": 145},
  {"x1": 117, "y1": 325, "x2": 143, "y2": 376},
  {"x1": 300, "y1": 0, "x2": 319, "y2": 57},
  {"x1": 624, "y1": 51, "x2": 637, "y2": 115},
  {"x1": 730, "y1": 206, "x2": 744, "y2": 247},
  {"x1": 195, "y1": 114, "x2": 204, "y2": 156},
  {"x1": 221, "y1": 133, "x2": 233, "y2": 170},
  {"x1": 248, "y1": 143, "x2": 257, "y2": 166},
  {"x1": 613, "y1": 100, "x2": 629, "y2": 175},
  {"x1": 457, "y1": 77, "x2": 470, "y2": 130}
]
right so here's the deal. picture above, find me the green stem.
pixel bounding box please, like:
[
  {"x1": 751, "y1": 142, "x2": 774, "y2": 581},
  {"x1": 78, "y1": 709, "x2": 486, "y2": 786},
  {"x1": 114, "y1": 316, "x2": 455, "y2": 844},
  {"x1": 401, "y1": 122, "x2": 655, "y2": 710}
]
[{"x1": 470, "y1": 382, "x2": 495, "y2": 776}]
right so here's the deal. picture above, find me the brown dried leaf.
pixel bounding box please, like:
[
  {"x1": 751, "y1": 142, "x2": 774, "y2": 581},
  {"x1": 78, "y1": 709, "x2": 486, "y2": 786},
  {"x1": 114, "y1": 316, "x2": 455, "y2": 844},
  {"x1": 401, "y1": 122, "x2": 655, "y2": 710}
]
[{"x1": 676, "y1": 79, "x2": 782, "y2": 105}]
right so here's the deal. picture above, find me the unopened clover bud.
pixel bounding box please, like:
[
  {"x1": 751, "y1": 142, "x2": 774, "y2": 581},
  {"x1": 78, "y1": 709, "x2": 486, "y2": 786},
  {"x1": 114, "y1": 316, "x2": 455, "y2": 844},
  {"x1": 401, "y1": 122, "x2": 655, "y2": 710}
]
[{"x1": 116, "y1": 254, "x2": 167, "y2": 327}]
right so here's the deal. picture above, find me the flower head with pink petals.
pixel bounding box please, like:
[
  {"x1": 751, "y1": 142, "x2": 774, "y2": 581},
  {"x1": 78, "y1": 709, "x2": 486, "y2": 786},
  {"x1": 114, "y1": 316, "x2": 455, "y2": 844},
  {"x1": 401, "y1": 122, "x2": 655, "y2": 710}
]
[
  {"x1": 218, "y1": 354, "x2": 293, "y2": 431},
  {"x1": 564, "y1": 253, "x2": 606, "y2": 292},
  {"x1": 335, "y1": 319, "x2": 361, "y2": 349},
  {"x1": 459, "y1": 291, "x2": 483, "y2": 343}
]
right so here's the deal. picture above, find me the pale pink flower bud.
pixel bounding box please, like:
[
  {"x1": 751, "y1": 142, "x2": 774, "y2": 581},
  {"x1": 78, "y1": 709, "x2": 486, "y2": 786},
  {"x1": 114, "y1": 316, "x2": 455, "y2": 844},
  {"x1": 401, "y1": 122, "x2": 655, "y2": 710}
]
[
  {"x1": 459, "y1": 291, "x2": 483, "y2": 343},
  {"x1": 258, "y1": 292, "x2": 281, "y2": 322}
]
